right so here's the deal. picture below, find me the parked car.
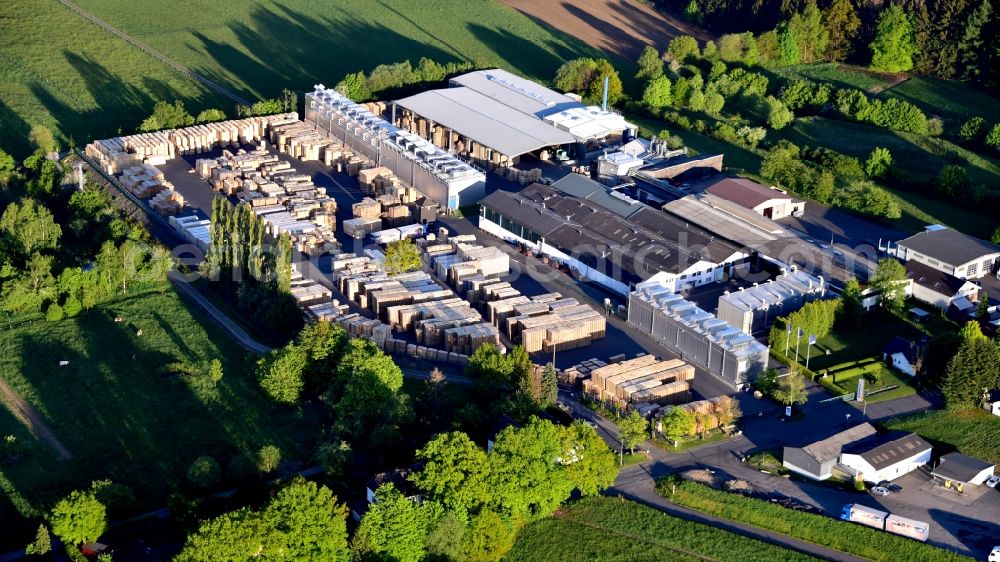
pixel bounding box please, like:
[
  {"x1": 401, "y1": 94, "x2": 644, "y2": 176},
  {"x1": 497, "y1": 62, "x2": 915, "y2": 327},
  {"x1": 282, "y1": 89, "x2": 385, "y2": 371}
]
[
  {"x1": 871, "y1": 486, "x2": 890, "y2": 496},
  {"x1": 986, "y1": 475, "x2": 1000, "y2": 488},
  {"x1": 877, "y1": 481, "x2": 903, "y2": 493}
]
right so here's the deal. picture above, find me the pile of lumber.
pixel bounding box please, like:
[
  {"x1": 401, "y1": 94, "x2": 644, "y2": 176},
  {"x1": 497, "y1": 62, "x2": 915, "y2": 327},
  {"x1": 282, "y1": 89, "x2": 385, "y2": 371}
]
[
  {"x1": 352, "y1": 198, "x2": 382, "y2": 219},
  {"x1": 269, "y1": 119, "x2": 343, "y2": 162},
  {"x1": 85, "y1": 113, "x2": 297, "y2": 174},
  {"x1": 426, "y1": 236, "x2": 510, "y2": 289},
  {"x1": 149, "y1": 190, "x2": 184, "y2": 216},
  {"x1": 119, "y1": 164, "x2": 171, "y2": 199},
  {"x1": 562, "y1": 358, "x2": 610, "y2": 385},
  {"x1": 584, "y1": 356, "x2": 693, "y2": 406},
  {"x1": 505, "y1": 167, "x2": 543, "y2": 185}
]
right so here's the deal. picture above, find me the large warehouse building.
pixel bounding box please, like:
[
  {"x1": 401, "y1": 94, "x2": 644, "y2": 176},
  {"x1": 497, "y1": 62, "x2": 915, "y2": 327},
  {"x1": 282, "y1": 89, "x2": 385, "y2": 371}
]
[
  {"x1": 627, "y1": 280, "x2": 770, "y2": 385},
  {"x1": 478, "y1": 183, "x2": 749, "y2": 296},
  {"x1": 305, "y1": 85, "x2": 486, "y2": 209},
  {"x1": 393, "y1": 69, "x2": 637, "y2": 169},
  {"x1": 716, "y1": 268, "x2": 828, "y2": 335}
]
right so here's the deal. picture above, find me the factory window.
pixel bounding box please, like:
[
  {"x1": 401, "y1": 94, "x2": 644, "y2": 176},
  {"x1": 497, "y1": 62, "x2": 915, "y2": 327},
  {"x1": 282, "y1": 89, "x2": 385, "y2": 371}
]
[
  {"x1": 984, "y1": 259, "x2": 993, "y2": 273},
  {"x1": 967, "y1": 263, "x2": 977, "y2": 277}
]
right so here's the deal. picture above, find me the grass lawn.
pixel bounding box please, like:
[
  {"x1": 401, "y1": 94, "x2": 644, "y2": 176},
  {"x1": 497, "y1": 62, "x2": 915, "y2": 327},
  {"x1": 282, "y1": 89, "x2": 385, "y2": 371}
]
[
  {"x1": 506, "y1": 496, "x2": 819, "y2": 562},
  {"x1": 2, "y1": 0, "x2": 615, "y2": 156},
  {"x1": 0, "y1": 288, "x2": 321, "y2": 547},
  {"x1": 882, "y1": 77, "x2": 1000, "y2": 128},
  {"x1": 800, "y1": 308, "x2": 953, "y2": 372},
  {"x1": 657, "y1": 479, "x2": 967, "y2": 562},
  {"x1": 771, "y1": 62, "x2": 892, "y2": 92},
  {"x1": 884, "y1": 409, "x2": 1000, "y2": 466},
  {"x1": 653, "y1": 430, "x2": 732, "y2": 453},
  {"x1": 821, "y1": 364, "x2": 917, "y2": 404}
]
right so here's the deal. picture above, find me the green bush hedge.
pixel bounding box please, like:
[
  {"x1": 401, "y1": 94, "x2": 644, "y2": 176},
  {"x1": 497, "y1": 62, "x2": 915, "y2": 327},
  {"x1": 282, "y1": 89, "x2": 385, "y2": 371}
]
[{"x1": 656, "y1": 479, "x2": 967, "y2": 562}]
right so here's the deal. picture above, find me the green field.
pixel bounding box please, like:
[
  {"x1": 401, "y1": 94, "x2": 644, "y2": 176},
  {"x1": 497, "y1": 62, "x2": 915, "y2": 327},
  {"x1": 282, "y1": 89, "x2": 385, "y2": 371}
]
[
  {"x1": 772, "y1": 63, "x2": 891, "y2": 92},
  {"x1": 506, "y1": 496, "x2": 819, "y2": 562},
  {"x1": 0, "y1": 288, "x2": 319, "y2": 544},
  {"x1": 885, "y1": 409, "x2": 1000, "y2": 466},
  {"x1": 882, "y1": 77, "x2": 1000, "y2": 128},
  {"x1": 657, "y1": 479, "x2": 967, "y2": 562},
  {"x1": 1, "y1": 0, "x2": 612, "y2": 156}
]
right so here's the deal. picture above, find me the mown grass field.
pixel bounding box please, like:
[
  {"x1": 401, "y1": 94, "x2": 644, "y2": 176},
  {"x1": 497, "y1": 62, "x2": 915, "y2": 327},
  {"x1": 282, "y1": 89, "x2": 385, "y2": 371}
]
[
  {"x1": 657, "y1": 479, "x2": 968, "y2": 562},
  {"x1": 772, "y1": 62, "x2": 892, "y2": 92},
  {"x1": 885, "y1": 409, "x2": 1000, "y2": 466},
  {"x1": 506, "y1": 496, "x2": 819, "y2": 562},
  {"x1": 883, "y1": 76, "x2": 1000, "y2": 127},
  {"x1": 0, "y1": 288, "x2": 319, "y2": 546},
  {"x1": 0, "y1": 0, "x2": 613, "y2": 156}
]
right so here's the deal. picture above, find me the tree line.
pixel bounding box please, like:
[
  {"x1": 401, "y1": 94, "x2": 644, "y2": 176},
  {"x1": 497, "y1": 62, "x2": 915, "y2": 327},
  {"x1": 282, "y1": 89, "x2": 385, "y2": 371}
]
[
  {"x1": 336, "y1": 58, "x2": 475, "y2": 102},
  {"x1": 672, "y1": 0, "x2": 999, "y2": 87},
  {"x1": 0, "y1": 135, "x2": 173, "y2": 323}
]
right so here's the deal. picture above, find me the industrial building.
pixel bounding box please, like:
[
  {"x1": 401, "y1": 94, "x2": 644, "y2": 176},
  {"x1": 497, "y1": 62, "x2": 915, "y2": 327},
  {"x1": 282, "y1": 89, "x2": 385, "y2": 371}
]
[
  {"x1": 893, "y1": 226, "x2": 1000, "y2": 280},
  {"x1": 839, "y1": 432, "x2": 932, "y2": 484},
  {"x1": 393, "y1": 68, "x2": 636, "y2": 168},
  {"x1": 305, "y1": 85, "x2": 486, "y2": 209},
  {"x1": 931, "y1": 453, "x2": 996, "y2": 489},
  {"x1": 905, "y1": 261, "x2": 980, "y2": 311},
  {"x1": 627, "y1": 280, "x2": 769, "y2": 385},
  {"x1": 703, "y1": 177, "x2": 804, "y2": 220},
  {"x1": 715, "y1": 268, "x2": 828, "y2": 335},
  {"x1": 782, "y1": 423, "x2": 879, "y2": 481},
  {"x1": 478, "y1": 183, "x2": 748, "y2": 296}
]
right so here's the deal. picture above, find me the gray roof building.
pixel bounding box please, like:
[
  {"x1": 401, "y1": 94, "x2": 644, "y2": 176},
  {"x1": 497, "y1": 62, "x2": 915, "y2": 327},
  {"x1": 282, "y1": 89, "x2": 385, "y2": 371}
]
[
  {"x1": 551, "y1": 174, "x2": 645, "y2": 219},
  {"x1": 783, "y1": 423, "x2": 878, "y2": 480},
  {"x1": 716, "y1": 268, "x2": 827, "y2": 335},
  {"x1": 896, "y1": 227, "x2": 1000, "y2": 280},
  {"x1": 932, "y1": 452, "x2": 995, "y2": 485},
  {"x1": 842, "y1": 432, "x2": 932, "y2": 472}
]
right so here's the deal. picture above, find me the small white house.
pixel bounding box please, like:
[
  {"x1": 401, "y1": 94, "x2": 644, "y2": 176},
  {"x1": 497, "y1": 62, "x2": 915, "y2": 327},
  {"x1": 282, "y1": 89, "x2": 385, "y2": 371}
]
[
  {"x1": 882, "y1": 337, "x2": 918, "y2": 377},
  {"x1": 839, "y1": 432, "x2": 932, "y2": 483},
  {"x1": 985, "y1": 390, "x2": 1000, "y2": 417}
]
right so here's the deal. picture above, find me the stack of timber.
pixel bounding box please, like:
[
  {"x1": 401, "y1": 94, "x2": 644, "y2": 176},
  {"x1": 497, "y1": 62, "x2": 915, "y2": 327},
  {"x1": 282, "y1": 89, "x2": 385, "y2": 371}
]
[
  {"x1": 85, "y1": 113, "x2": 298, "y2": 174},
  {"x1": 169, "y1": 215, "x2": 211, "y2": 252},
  {"x1": 269, "y1": 120, "x2": 343, "y2": 162},
  {"x1": 505, "y1": 167, "x2": 543, "y2": 185},
  {"x1": 352, "y1": 198, "x2": 382, "y2": 219},
  {"x1": 149, "y1": 189, "x2": 184, "y2": 216},
  {"x1": 427, "y1": 238, "x2": 509, "y2": 289},
  {"x1": 119, "y1": 164, "x2": 172, "y2": 199},
  {"x1": 304, "y1": 301, "x2": 350, "y2": 321},
  {"x1": 584, "y1": 356, "x2": 693, "y2": 406}
]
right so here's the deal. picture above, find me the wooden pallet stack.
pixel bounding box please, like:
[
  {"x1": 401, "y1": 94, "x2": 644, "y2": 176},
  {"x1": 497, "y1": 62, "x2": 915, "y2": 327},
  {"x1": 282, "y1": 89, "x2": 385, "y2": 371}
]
[
  {"x1": 584, "y1": 356, "x2": 693, "y2": 406},
  {"x1": 561, "y1": 358, "x2": 609, "y2": 385},
  {"x1": 352, "y1": 198, "x2": 382, "y2": 219},
  {"x1": 149, "y1": 190, "x2": 184, "y2": 216}
]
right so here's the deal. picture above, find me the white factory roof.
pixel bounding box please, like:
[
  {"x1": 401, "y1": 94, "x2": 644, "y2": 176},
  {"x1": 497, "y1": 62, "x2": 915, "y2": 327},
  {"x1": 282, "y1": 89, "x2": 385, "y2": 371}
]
[
  {"x1": 719, "y1": 270, "x2": 825, "y2": 313},
  {"x1": 394, "y1": 87, "x2": 576, "y2": 157},
  {"x1": 399, "y1": 68, "x2": 638, "y2": 149}
]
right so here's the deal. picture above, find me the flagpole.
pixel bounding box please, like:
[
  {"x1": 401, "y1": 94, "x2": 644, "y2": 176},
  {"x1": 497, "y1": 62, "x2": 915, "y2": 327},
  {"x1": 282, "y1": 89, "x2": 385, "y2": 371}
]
[
  {"x1": 785, "y1": 324, "x2": 791, "y2": 358},
  {"x1": 806, "y1": 335, "x2": 813, "y2": 370},
  {"x1": 795, "y1": 328, "x2": 802, "y2": 364}
]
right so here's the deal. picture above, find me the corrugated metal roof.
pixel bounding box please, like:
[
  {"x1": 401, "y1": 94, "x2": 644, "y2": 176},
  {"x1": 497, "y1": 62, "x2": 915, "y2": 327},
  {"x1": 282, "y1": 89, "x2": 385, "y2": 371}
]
[
  {"x1": 795, "y1": 423, "x2": 878, "y2": 464},
  {"x1": 898, "y1": 228, "x2": 1000, "y2": 266},
  {"x1": 394, "y1": 88, "x2": 576, "y2": 157}
]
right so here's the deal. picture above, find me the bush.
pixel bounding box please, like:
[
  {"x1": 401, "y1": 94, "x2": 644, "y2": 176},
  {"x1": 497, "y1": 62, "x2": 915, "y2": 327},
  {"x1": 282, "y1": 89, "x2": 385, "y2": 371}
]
[
  {"x1": 63, "y1": 296, "x2": 82, "y2": 317},
  {"x1": 986, "y1": 123, "x2": 1000, "y2": 148},
  {"x1": 667, "y1": 35, "x2": 699, "y2": 63},
  {"x1": 187, "y1": 455, "x2": 221, "y2": 488},
  {"x1": 713, "y1": 123, "x2": 737, "y2": 143},
  {"x1": 641, "y1": 76, "x2": 672, "y2": 108},
  {"x1": 256, "y1": 445, "x2": 282, "y2": 474},
  {"x1": 46, "y1": 303, "x2": 64, "y2": 322},
  {"x1": 959, "y1": 117, "x2": 985, "y2": 143},
  {"x1": 763, "y1": 96, "x2": 794, "y2": 129},
  {"x1": 864, "y1": 147, "x2": 892, "y2": 178}
]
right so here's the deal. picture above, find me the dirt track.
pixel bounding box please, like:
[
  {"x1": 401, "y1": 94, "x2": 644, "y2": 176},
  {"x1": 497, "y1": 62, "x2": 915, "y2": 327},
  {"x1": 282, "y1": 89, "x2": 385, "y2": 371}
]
[
  {"x1": 0, "y1": 379, "x2": 72, "y2": 461},
  {"x1": 502, "y1": 0, "x2": 714, "y2": 60}
]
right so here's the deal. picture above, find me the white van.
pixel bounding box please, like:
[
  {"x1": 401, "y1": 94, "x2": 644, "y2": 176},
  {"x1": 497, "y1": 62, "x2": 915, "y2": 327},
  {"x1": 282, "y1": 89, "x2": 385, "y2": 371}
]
[{"x1": 988, "y1": 546, "x2": 1000, "y2": 562}]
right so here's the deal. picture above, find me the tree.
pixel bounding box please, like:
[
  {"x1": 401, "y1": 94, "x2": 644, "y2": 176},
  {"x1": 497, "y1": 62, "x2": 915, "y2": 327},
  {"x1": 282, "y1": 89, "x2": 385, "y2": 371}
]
[
  {"x1": 993, "y1": 226, "x2": 1000, "y2": 245},
  {"x1": 353, "y1": 484, "x2": 429, "y2": 562},
  {"x1": 2, "y1": 254, "x2": 58, "y2": 314},
  {"x1": 865, "y1": 147, "x2": 892, "y2": 178},
  {"x1": 985, "y1": 123, "x2": 1000, "y2": 149},
  {"x1": 667, "y1": 35, "x2": 700, "y2": 63},
  {"x1": 138, "y1": 100, "x2": 195, "y2": 132},
  {"x1": 869, "y1": 5, "x2": 914, "y2": 72},
  {"x1": 426, "y1": 510, "x2": 465, "y2": 562},
  {"x1": 177, "y1": 478, "x2": 349, "y2": 562},
  {"x1": 834, "y1": 180, "x2": 901, "y2": 220},
  {"x1": 618, "y1": 411, "x2": 648, "y2": 454},
  {"x1": 958, "y1": 320, "x2": 986, "y2": 344},
  {"x1": 257, "y1": 445, "x2": 282, "y2": 474},
  {"x1": 207, "y1": 358, "x2": 223, "y2": 386},
  {"x1": 195, "y1": 109, "x2": 227, "y2": 123},
  {"x1": 29, "y1": 125, "x2": 58, "y2": 154},
  {"x1": 641, "y1": 76, "x2": 672, "y2": 109},
  {"x1": 957, "y1": 1, "x2": 992, "y2": 81},
  {"x1": 635, "y1": 45, "x2": 664, "y2": 80},
  {"x1": 704, "y1": 88, "x2": 725, "y2": 115},
  {"x1": 329, "y1": 339, "x2": 405, "y2": 437},
  {"x1": 773, "y1": 373, "x2": 808, "y2": 406},
  {"x1": 936, "y1": 165, "x2": 969, "y2": 198},
  {"x1": 585, "y1": 59, "x2": 623, "y2": 106},
  {"x1": 0, "y1": 147, "x2": 15, "y2": 179},
  {"x1": 554, "y1": 58, "x2": 598, "y2": 93},
  {"x1": 489, "y1": 417, "x2": 571, "y2": 518},
  {"x1": 841, "y1": 278, "x2": 864, "y2": 327},
  {"x1": 25, "y1": 524, "x2": 51, "y2": 556},
  {"x1": 559, "y1": 422, "x2": 617, "y2": 495},
  {"x1": 778, "y1": 24, "x2": 801, "y2": 65},
  {"x1": 870, "y1": 258, "x2": 908, "y2": 313},
  {"x1": 763, "y1": 95, "x2": 794, "y2": 129},
  {"x1": 187, "y1": 455, "x2": 221, "y2": 488},
  {"x1": 718, "y1": 34, "x2": 745, "y2": 62},
  {"x1": 49, "y1": 490, "x2": 107, "y2": 546},
  {"x1": 683, "y1": 0, "x2": 703, "y2": 24},
  {"x1": 335, "y1": 71, "x2": 371, "y2": 101},
  {"x1": 942, "y1": 337, "x2": 1000, "y2": 409},
  {"x1": 539, "y1": 362, "x2": 558, "y2": 408},
  {"x1": 383, "y1": 238, "x2": 422, "y2": 275},
  {"x1": 463, "y1": 509, "x2": 514, "y2": 562},
  {"x1": 823, "y1": 0, "x2": 861, "y2": 61},
  {"x1": 410, "y1": 431, "x2": 491, "y2": 520},
  {"x1": 959, "y1": 117, "x2": 985, "y2": 143},
  {"x1": 0, "y1": 198, "x2": 62, "y2": 260},
  {"x1": 257, "y1": 343, "x2": 308, "y2": 404},
  {"x1": 712, "y1": 395, "x2": 742, "y2": 429},
  {"x1": 660, "y1": 407, "x2": 695, "y2": 445},
  {"x1": 977, "y1": 293, "x2": 990, "y2": 321}
]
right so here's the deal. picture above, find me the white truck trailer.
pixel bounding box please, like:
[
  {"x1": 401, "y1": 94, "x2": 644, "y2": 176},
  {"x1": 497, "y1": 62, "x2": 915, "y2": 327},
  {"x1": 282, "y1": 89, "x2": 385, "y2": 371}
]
[{"x1": 841, "y1": 504, "x2": 929, "y2": 542}]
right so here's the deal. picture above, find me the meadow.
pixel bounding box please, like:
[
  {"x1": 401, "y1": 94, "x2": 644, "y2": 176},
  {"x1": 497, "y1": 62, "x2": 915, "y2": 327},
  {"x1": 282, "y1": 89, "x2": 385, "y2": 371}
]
[
  {"x1": 0, "y1": 288, "x2": 321, "y2": 546},
  {"x1": 1, "y1": 0, "x2": 611, "y2": 156},
  {"x1": 656, "y1": 479, "x2": 967, "y2": 562},
  {"x1": 885, "y1": 409, "x2": 1000, "y2": 466},
  {"x1": 506, "y1": 496, "x2": 819, "y2": 562}
]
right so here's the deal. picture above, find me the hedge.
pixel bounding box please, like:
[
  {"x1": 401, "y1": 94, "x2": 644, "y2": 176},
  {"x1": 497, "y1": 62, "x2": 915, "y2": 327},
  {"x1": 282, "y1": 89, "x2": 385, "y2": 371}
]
[{"x1": 657, "y1": 479, "x2": 968, "y2": 562}]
